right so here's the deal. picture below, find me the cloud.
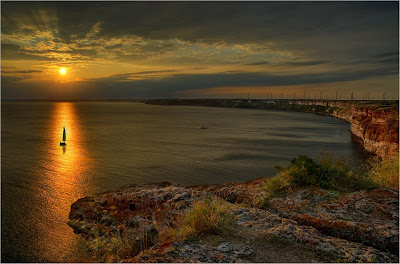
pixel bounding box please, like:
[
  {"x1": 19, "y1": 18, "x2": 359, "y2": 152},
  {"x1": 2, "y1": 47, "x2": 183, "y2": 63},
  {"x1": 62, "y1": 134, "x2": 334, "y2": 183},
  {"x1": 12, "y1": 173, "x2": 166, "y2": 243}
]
[
  {"x1": 348, "y1": 52, "x2": 399, "y2": 66},
  {"x1": 246, "y1": 60, "x2": 329, "y2": 67},
  {"x1": 285, "y1": 61, "x2": 329, "y2": 66},
  {"x1": 2, "y1": 2, "x2": 398, "y2": 58},
  {"x1": 1, "y1": 76, "x2": 25, "y2": 82},
  {"x1": 110, "y1": 69, "x2": 179, "y2": 78},
  {"x1": 374, "y1": 52, "x2": 399, "y2": 58},
  {"x1": 2, "y1": 70, "x2": 43, "y2": 73},
  {"x1": 1, "y1": 43, "x2": 55, "y2": 61},
  {"x1": 1, "y1": 2, "x2": 398, "y2": 99},
  {"x1": 49, "y1": 2, "x2": 397, "y2": 45},
  {"x1": 38, "y1": 66, "x2": 394, "y2": 99},
  {"x1": 2, "y1": 67, "x2": 398, "y2": 99},
  {"x1": 246, "y1": 61, "x2": 270, "y2": 66}
]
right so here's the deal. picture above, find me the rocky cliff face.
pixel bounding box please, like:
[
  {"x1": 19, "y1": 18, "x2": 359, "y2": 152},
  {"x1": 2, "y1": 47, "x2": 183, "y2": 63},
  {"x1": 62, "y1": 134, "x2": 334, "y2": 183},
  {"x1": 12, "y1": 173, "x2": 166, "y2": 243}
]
[
  {"x1": 68, "y1": 180, "x2": 399, "y2": 263},
  {"x1": 332, "y1": 103, "x2": 399, "y2": 159}
]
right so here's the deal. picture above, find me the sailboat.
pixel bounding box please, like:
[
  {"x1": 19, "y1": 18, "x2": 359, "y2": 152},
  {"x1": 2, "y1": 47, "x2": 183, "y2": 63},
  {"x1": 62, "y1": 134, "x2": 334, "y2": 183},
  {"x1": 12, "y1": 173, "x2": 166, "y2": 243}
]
[{"x1": 60, "y1": 127, "x2": 66, "y2": 146}]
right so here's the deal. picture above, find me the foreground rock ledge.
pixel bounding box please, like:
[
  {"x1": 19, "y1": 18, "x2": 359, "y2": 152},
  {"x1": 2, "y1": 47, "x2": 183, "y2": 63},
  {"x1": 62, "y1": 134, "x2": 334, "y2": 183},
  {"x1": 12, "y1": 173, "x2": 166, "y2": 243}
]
[{"x1": 68, "y1": 180, "x2": 399, "y2": 263}]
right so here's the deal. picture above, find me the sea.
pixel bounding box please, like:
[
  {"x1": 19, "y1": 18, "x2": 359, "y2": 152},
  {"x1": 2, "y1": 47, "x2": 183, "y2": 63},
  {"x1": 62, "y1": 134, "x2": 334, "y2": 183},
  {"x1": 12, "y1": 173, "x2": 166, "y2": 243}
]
[{"x1": 1, "y1": 102, "x2": 367, "y2": 262}]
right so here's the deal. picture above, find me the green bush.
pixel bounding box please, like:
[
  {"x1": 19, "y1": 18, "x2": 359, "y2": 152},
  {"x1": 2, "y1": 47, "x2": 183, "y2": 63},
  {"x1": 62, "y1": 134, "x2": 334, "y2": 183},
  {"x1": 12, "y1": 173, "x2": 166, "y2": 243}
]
[
  {"x1": 316, "y1": 152, "x2": 375, "y2": 191},
  {"x1": 261, "y1": 154, "x2": 377, "y2": 200}
]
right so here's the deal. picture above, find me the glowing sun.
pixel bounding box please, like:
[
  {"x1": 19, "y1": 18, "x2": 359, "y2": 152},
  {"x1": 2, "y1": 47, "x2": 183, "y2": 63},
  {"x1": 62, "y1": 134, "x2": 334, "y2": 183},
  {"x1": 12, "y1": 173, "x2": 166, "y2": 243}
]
[{"x1": 60, "y1": 68, "x2": 66, "y2": 75}]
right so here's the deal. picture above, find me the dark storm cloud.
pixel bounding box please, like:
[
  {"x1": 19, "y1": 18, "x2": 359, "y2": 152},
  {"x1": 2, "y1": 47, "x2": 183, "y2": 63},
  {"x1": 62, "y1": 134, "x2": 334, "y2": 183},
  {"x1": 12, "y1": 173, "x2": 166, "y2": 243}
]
[
  {"x1": 3, "y1": 2, "x2": 398, "y2": 46},
  {"x1": 57, "y1": 1, "x2": 397, "y2": 63},
  {"x1": 2, "y1": 2, "x2": 398, "y2": 63},
  {"x1": 47, "y1": 2, "x2": 396, "y2": 43}
]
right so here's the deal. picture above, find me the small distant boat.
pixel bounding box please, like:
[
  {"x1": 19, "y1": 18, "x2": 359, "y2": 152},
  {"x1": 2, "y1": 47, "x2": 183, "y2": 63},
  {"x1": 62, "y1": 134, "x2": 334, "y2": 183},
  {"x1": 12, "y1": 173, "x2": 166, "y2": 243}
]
[
  {"x1": 200, "y1": 122, "x2": 216, "y2": 129},
  {"x1": 60, "y1": 127, "x2": 66, "y2": 146}
]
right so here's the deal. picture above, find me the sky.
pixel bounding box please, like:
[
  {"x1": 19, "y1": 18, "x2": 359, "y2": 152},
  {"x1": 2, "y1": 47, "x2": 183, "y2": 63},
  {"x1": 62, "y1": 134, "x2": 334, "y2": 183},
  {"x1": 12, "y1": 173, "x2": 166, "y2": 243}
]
[{"x1": 1, "y1": 1, "x2": 399, "y2": 100}]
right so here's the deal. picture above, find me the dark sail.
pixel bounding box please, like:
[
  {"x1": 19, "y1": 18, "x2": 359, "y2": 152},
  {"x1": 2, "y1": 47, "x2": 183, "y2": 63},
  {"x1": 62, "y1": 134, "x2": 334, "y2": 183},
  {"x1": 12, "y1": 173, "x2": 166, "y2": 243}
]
[{"x1": 62, "y1": 127, "x2": 66, "y2": 142}]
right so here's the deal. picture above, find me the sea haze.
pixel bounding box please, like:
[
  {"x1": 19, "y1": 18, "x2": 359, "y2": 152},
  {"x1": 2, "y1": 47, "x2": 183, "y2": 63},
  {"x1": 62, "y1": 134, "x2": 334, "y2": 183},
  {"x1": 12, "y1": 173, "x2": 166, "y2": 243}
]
[{"x1": 1, "y1": 102, "x2": 366, "y2": 262}]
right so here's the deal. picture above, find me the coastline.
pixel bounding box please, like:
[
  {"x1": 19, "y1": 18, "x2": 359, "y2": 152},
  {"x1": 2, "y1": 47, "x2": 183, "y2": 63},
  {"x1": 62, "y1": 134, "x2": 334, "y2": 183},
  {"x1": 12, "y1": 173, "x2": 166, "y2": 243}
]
[
  {"x1": 145, "y1": 99, "x2": 399, "y2": 159},
  {"x1": 67, "y1": 99, "x2": 399, "y2": 262}
]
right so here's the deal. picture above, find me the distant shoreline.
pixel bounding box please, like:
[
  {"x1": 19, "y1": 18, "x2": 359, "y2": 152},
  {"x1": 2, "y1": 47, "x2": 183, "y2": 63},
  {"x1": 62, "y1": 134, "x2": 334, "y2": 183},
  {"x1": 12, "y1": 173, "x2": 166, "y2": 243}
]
[
  {"x1": 2, "y1": 98, "x2": 399, "y2": 103},
  {"x1": 1, "y1": 98, "x2": 148, "y2": 102},
  {"x1": 145, "y1": 99, "x2": 399, "y2": 159}
]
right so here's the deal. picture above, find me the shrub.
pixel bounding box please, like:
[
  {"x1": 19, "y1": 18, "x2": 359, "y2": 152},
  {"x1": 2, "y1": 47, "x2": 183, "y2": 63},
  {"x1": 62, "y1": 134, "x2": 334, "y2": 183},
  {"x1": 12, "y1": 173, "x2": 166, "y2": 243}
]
[
  {"x1": 261, "y1": 154, "x2": 376, "y2": 200},
  {"x1": 262, "y1": 169, "x2": 292, "y2": 197},
  {"x1": 316, "y1": 152, "x2": 375, "y2": 191},
  {"x1": 328, "y1": 107, "x2": 342, "y2": 115},
  {"x1": 367, "y1": 154, "x2": 399, "y2": 190},
  {"x1": 84, "y1": 223, "x2": 157, "y2": 262},
  {"x1": 163, "y1": 199, "x2": 234, "y2": 242}
]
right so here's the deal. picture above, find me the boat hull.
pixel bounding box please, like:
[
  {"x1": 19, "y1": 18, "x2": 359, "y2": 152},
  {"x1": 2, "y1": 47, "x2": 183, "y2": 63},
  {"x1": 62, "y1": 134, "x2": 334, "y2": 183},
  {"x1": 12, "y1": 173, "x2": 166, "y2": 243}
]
[{"x1": 60, "y1": 142, "x2": 66, "y2": 146}]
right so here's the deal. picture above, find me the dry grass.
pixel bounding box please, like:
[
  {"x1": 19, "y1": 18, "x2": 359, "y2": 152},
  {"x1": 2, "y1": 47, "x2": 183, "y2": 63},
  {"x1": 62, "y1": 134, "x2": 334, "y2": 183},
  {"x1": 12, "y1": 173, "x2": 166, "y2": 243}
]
[
  {"x1": 81, "y1": 222, "x2": 157, "y2": 263},
  {"x1": 367, "y1": 154, "x2": 399, "y2": 190},
  {"x1": 161, "y1": 198, "x2": 235, "y2": 242}
]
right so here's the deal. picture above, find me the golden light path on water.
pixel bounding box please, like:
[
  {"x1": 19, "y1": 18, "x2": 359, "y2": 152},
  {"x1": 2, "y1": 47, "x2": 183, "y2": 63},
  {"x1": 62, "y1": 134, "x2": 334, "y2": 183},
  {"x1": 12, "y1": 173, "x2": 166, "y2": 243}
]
[{"x1": 38, "y1": 102, "x2": 94, "y2": 261}]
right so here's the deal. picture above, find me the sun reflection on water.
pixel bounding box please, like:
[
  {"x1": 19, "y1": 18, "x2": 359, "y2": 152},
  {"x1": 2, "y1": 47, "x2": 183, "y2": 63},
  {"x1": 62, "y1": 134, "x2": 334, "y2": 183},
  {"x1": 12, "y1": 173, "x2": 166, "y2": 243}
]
[{"x1": 37, "y1": 102, "x2": 93, "y2": 261}]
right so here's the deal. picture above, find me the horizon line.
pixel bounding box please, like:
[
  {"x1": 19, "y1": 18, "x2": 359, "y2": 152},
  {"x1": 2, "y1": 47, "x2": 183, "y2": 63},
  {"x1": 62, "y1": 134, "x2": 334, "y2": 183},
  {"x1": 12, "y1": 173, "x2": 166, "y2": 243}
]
[{"x1": 2, "y1": 98, "x2": 399, "y2": 103}]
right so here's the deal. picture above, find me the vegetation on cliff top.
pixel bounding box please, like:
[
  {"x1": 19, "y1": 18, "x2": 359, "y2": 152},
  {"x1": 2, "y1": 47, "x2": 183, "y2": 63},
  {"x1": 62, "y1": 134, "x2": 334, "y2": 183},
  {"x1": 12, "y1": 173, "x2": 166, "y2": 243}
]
[
  {"x1": 78, "y1": 223, "x2": 158, "y2": 262},
  {"x1": 161, "y1": 198, "x2": 235, "y2": 242},
  {"x1": 367, "y1": 154, "x2": 399, "y2": 190},
  {"x1": 71, "y1": 151, "x2": 399, "y2": 262},
  {"x1": 260, "y1": 153, "x2": 399, "y2": 207}
]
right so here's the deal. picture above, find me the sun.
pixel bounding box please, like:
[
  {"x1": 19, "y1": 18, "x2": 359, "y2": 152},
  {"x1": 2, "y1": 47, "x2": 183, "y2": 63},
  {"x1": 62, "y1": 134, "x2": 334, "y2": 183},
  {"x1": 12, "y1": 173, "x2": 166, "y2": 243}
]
[{"x1": 60, "y1": 68, "x2": 66, "y2": 75}]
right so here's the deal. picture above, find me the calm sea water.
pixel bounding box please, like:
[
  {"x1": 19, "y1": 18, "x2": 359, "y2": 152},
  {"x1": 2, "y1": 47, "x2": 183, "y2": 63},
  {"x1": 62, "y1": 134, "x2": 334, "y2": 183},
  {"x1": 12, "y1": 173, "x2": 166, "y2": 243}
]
[{"x1": 2, "y1": 102, "x2": 366, "y2": 262}]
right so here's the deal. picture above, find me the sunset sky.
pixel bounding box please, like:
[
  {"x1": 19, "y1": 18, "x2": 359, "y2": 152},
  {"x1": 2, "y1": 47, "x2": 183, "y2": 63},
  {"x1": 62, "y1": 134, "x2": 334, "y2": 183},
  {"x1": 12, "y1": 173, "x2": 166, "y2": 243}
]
[{"x1": 1, "y1": 2, "x2": 399, "y2": 100}]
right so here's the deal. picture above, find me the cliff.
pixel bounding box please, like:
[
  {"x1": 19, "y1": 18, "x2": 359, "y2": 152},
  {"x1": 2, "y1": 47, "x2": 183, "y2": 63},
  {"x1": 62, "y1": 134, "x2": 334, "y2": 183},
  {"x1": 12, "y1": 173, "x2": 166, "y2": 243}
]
[
  {"x1": 146, "y1": 99, "x2": 399, "y2": 159},
  {"x1": 332, "y1": 103, "x2": 399, "y2": 158},
  {"x1": 68, "y1": 180, "x2": 399, "y2": 263}
]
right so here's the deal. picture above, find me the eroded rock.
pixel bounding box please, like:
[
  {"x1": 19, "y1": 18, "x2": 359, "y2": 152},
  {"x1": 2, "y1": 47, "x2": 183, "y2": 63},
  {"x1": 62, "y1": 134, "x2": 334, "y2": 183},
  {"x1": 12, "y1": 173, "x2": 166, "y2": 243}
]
[{"x1": 68, "y1": 180, "x2": 399, "y2": 263}]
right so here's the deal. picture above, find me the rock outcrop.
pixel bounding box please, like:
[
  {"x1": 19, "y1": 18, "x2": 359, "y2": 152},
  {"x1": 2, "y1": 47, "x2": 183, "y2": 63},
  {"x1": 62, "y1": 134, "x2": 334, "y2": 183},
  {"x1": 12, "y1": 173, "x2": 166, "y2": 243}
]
[
  {"x1": 68, "y1": 182, "x2": 203, "y2": 240},
  {"x1": 68, "y1": 180, "x2": 399, "y2": 263},
  {"x1": 267, "y1": 188, "x2": 399, "y2": 254},
  {"x1": 332, "y1": 103, "x2": 399, "y2": 159}
]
